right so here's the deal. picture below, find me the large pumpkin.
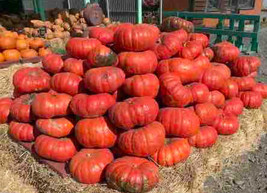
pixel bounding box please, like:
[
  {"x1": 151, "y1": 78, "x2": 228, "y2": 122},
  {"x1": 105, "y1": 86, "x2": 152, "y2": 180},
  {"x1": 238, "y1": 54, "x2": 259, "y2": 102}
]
[
  {"x1": 213, "y1": 41, "x2": 240, "y2": 63},
  {"x1": 238, "y1": 91, "x2": 262, "y2": 109},
  {"x1": 75, "y1": 117, "x2": 117, "y2": 148},
  {"x1": 117, "y1": 50, "x2": 158, "y2": 75},
  {"x1": 118, "y1": 121, "x2": 165, "y2": 157},
  {"x1": 207, "y1": 91, "x2": 225, "y2": 108},
  {"x1": 108, "y1": 97, "x2": 159, "y2": 130},
  {"x1": 32, "y1": 93, "x2": 72, "y2": 118},
  {"x1": 211, "y1": 62, "x2": 231, "y2": 79},
  {"x1": 42, "y1": 54, "x2": 64, "y2": 74},
  {"x1": 3, "y1": 49, "x2": 21, "y2": 61},
  {"x1": 0, "y1": 37, "x2": 16, "y2": 49},
  {"x1": 252, "y1": 83, "x2": 267, "y2": 98},
  {"x1": 153, "y1": 32, "x2": 182, "y2": 60},
  {"x1": 34, "y1": 135, "x2": 77, "y2": 162},
  {"x1": 9, "y1": 121, "x2": 37, "y2": 142},
  {"x1": 159, "y1": 72, "x2": 193, "y2": 107},
  {"x1": 219, "y1": 79, "x2": 239, "y2": 99},
  {"x1": 200, "y1": 68, "x2": 226, "y2": 90},
  {"x1": 157, "y1": 107, "x2": 200, "y2": 137},
  {"x1": 87, "y1": 45, "x2": 118, "y2": 67},
  {"x1": 84, "y1": 66, "x2": 125, "y2": 93},
  {"x1": 0, "y1": 97, "x2": 12, "y2": 124},
  {"x1": 152, "y1": 138, "x2": 191, "y2": 166},
  {"x1": 10, "y1": 94, "x2": 35, "y2": 122},
  {"x1": 114, "y1": 23, "x2": 160, "y2": 51},
  {"x1": 213, "y1": 113, "x2": 239, "y2": 135},
  {"x1": 105, "y1": 156, "x2": 159, "y2": 193},
  {"x1": 189, "y1": 33, "x2": 209, "y2": 48},
  {"x1": 188, "y1": 126, "x2": 218, "y2": 148},
  {"x1": 66, "y1": 37, "x2": 101, "y2": 59},
  {"x1": 29, "y1": 38, "x2": 44, "y2": 50},
  {"x1": 123, "y1": 73, "x2": 159, "y2": 98},
  {"x1": 231, "y1": 77, "x2": 256, "y2": 91},
  {"x1": 195, "y1": 102, "x2": 219, "y2": 126},
  {"x1": 36, "y1": 117, "x2": 74, "y2": 138},
  {"x1": 63, "y1": 58, "x2": 85, "y2": 77},
  {"x1": 70, "y1": 148, "x2": 114, "y2": 184},
  {"x1": 20, "y1": 49, "x2": 38, "y2": 59},
  {"x1": 194, "y1": 55, "x2": 212, "y2": 73},
  {"x1": 157, "y1": 58, "x2": 199, "y2": 84},
  {"x1": 189, "y1": 83, "x2": 209, "y2": 104},
  {"x1": 13, "y1": 67, "x2": 51, "y2": 94},
  {"x1": 161, "y1": 16, "x2": 194, "y2": 33},
  {"x1": 230, "y1": 56, "x2": 261, "y2": 77},
  {"x1": 70, "y1": 93, "x2": 115, "y2": 118},
  {"x1": 51, "y1": 72, "x2": 83, "y2": 96},
  {"x1": 89, "y1": 27, "x2": 114, "y2": 45},
  {"x1": 181, "y1": 41, "x2": 203, "y2": 60},
  {"x1": 223, "y1": 97, "x2": 244, "y2": 116}
]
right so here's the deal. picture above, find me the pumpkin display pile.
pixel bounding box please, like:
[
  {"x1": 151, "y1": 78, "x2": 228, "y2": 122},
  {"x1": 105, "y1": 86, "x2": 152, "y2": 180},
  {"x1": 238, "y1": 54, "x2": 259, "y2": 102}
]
[
  {"x1": 0, "y1": 17, "x2": 267, "y2": 193},
  {"x1": 0, "y1": 29, "x2": 52, "y2": 63}
]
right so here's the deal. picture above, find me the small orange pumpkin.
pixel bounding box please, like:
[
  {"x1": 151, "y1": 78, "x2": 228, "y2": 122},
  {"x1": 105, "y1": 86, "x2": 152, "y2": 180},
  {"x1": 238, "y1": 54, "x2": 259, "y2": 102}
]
[
  {"x1": 29, "y1": 38, "x2": 45, "y2": 50},
  {"x1": 20, "y1": 49, "x2": 38, "y2": 59},
  {"x1": 0, "y1": 31, "x2": 18, "y2": 38},
  {"x1": 3, "y1": 49, "x2": 21, "y2": 61},
  {"x1": 16, "y1": 39, "x2": 29, "y2": 51},
  {"x1": 17, "y1": 34, "x2": 27, "y2": 40},
  {"x1": 0, "y1": 37, "x2": 16, "y2": 50},
  {"x1": 0, "y1": 52, "x2": 5, "y2": 62},
  {"x1": 38, "y1": 47, "x2": 52, "y2": 57}
]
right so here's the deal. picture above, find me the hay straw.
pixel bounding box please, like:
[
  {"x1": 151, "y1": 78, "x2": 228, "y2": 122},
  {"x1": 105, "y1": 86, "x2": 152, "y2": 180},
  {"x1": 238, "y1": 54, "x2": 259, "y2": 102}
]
[{"x1": 0, "y1": 64, "x2": 266, "y2": 193}]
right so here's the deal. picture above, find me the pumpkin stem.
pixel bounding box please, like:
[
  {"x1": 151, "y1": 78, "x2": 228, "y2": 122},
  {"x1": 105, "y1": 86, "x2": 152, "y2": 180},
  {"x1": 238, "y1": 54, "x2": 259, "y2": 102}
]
[{"x1": 147, "y1": 156, "x2": 160, "y2": 167}]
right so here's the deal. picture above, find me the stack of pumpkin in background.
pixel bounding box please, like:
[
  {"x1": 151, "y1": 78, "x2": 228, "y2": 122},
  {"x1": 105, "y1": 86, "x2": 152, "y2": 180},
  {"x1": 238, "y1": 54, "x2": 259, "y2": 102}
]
[
  {"x1": 0, "y1": 17, "x2": 267, "y2": 193},
  {"x1": 0, "y1": 29, "x2": 52, "y2": 63}
]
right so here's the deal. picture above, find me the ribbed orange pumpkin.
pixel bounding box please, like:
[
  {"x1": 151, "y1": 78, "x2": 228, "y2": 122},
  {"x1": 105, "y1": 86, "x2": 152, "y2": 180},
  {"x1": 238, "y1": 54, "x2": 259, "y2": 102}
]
[
  {"x1": 0, "y1": 52, "x2": 5, "y2": 62},
  {"x1": 29, "y1": 38, "x2": 45, "y2": 50},
  {"x1": 0, "y1": 37, "x2": 16, "y2": 50},
  {"x1": 20, "y1": 49, "x2": 38, "y2": 59},
  {"x1": 3, "y1": 49, "x2": 21, "y2": 61},
  {"x1": 16, "y1": 39, "x2": 29, "y2": 51},
  {"x1": 38, "y1": 47, "x2": 52, "y2": 57}
]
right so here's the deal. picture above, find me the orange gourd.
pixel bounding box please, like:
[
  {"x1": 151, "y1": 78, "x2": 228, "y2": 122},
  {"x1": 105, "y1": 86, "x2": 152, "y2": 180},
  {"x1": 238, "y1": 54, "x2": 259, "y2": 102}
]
[
  {"x1": 20, "y1": 49, "x2": 38, "y2": 59},
  {"x1": 0, "y1": 37, "x2": 16, "y2": 50},
  {"x1": 38, "y1": 47, "x2": 52, "y2": 57},
  {"x1": 16, "y1": 39, "x2": 29, "y2": 51},
  {"x1": 0, "y1": 52, "x2": 5, "y2": 62},
  {"x1": 29, "y1": 38, "x2": 45, "y2": 50},
  {"x1": 3, "y1": 49, "x2": 21, "y2": 61}
]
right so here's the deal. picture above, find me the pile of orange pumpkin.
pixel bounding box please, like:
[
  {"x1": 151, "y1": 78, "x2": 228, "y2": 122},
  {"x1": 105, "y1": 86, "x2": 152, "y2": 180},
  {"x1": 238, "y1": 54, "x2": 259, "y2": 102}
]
[
  {"x1": 0, "y1": 17, "x2": 266, "y2": 193},
  {"x1": 0, "y1": 29, "x2": 52, "y2": 63}
]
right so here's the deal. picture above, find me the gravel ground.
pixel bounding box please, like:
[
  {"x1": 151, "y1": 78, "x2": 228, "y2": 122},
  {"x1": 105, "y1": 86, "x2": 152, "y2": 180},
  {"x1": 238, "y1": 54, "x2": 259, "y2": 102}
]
[{"x1": 204, "y1": 27, "x2": 267, "y2": 193}]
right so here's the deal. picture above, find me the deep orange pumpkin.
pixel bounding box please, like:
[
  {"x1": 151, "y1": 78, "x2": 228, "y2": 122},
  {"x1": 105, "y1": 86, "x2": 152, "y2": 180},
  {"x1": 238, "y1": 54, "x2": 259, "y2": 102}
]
[
  {"x1": 252, "y1": 83, "x2": 267, "y2": 98},
  {"x1": 219, "y1": 79, "x2": 239, "y2": 99},
  {"x1": 188, "y1": 126, "x2": 218, "y2": 148},
  {"x1": 9, "y1": 121, "x2": 37, "y2": 142},
  {"x1": 114, "y1": 23, "x2": 160, "y2": 51},
  {"x1": 36, "y1": 117, "x2": 74, "y2": 138},
  {"x1": 20, "y1": 49, "x2": 38, "y2": 59},
  {"x1": 70, "y1": 93, "x2": 115, "y2": 118},
  {"x1": 152, "y1": 138, "x2": 191, "y2": 166},
  {"x1": 105, "y1": 156, "x2": 159, "y2": 192},
  {"x1": 29, "y1": 38, "x2": 44, "y2": 50},
  {"x1": 157, "y1": 107, "x2": 200, "y2": 137},
  {"x1": 213, "y1": 41, "x2": 240, "y2": 63},
  {"x1": 38, "y1": 47, "x2": 52, "y2": 57},
  {"x1": 189, "y1": 33, "x2": 209, "y2": 47},
  {"x1": 34, "y1": 135, "x2": 77, "y2": 162},
  {"x1": 75, "y1": 117, "x2": 117, "y2": 148},
  {"x1": 118, "y1": 121, "x2": 165, "y2": 157},
  {"x1": 32, "y1": 92, "x2": 72, "y2": 118},
  {"x1": 181, "y1": 40, "x2": 203, "y2": 60},
  {"x1": 3, "y1": 49, "x2": 21, "y2": 61},
  {"x1": 42, "y1": 54, "x2": 64, "y2": 74},
  {"x1": 89, "y1": 27, "x2": 114, "y2": 45},
  {"x1": 0, "y1": 52, "x2": 5, "y2": 62},
  {"x1": 231, "y1": 77, "x2": 256, "y2": 91},
  {"x1": 238, "y1": 91, "x2": 263, "y2": 109},
  {"x1": 63, "y1": 58, "x2": 85, "y2": 76},
  {"x1": 118, "y1": 50, "x2": 158, "y2": 76},
  {"x1": 70, "y1": 148, "x2": 114, "y2": 184},
  {"x1": 108, "y1": 97, "x2": 159, "y2": 130},
  {"x1": 123, "y1": 73, "x2": 159, "y2": 98},
  {"x1": 207, "y1": 91, "x2": 225, "y2": 108},
  {"x1": 0, "y1": 97, "x2": 12, "y2": 124},
  {"x1": 0, "y1": 37, "x2": 16, "y2": 50},
  {"x1": 13, "y1": 67, "x2": 51, "y2": 94},
  {"x1": 195, "y1": 102, "x2": 219, "y2": 126},
  {"x1": 84, "y1": 66, "x2": 125, "y2": 93},
  {"x1": 202, "y1": 47, "x2": 214, "y2": 61},
  {"x1": 223, "y1": 97, "x2": 244, "y2": 116},
  {"x1": 189, "y1": 83, "x2": 209, "y2": 104},
  {"x1": 16, "y1": 39, "x2": 29, "y2": 51},
  {"x1": 230, "y1": 56, "x2": 261, "y2": 77},
  {"x1": 213, "y1": 113, "x2": 239, "y2": 135}
]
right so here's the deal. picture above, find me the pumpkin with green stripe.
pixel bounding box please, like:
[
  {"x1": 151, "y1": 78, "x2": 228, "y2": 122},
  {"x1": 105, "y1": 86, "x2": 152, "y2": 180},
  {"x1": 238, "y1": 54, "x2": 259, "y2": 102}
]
[{"x1": 87, "y1": 45, "x2": 118, "y2": 67}]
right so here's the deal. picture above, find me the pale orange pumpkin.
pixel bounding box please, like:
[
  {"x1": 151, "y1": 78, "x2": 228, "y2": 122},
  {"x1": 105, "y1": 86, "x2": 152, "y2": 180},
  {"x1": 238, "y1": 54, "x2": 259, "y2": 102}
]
[
  {"x1": 29, "y1": 38, "x2": 45, "y2": 50},
  {"x1": 20, "y1": 49, "x2": 38, "y2": 59},
  {"x1": 38, "y1": 47, "x2": 52, "y2": 57},
  {"x1": 3, "y1": 49, "x2": 21, "y2": 61},
  {"x1": 0, "y1": 37, "x2": 16, "y2": 50},
  {"x1": 17, "y1": 34, "x2": 27, "y2": 40},
  {"x1": 16, "y1": 39, "x2": 29, "y2": 51}
]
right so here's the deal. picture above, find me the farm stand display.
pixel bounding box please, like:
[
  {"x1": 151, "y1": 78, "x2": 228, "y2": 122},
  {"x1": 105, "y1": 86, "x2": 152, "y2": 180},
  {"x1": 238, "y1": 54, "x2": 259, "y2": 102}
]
[{"x1": 0, "y1": 17, "x2": 266, "y2": 193}]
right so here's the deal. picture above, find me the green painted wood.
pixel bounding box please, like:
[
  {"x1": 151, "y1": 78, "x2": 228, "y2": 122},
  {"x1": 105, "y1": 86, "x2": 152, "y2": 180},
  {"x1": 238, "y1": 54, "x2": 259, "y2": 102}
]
[
  {"x1": 33, "y1": 0, "x2": 38, "y2": 13},
  {"x1": 215, "y1": 19, "x2": 223, "y2": 43},
  {"x1": 36, "y1": 0, "x2": 45, "y2": 21},
  {"x1": 137, "y1": 0, "x2": 142, "y2": 24},
  {"x1": 227, "y1": 19, "x2": 235, "y2": 43},
  {"x1": 235, "y1": 19, "x2": 245, "y2": 49}
]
